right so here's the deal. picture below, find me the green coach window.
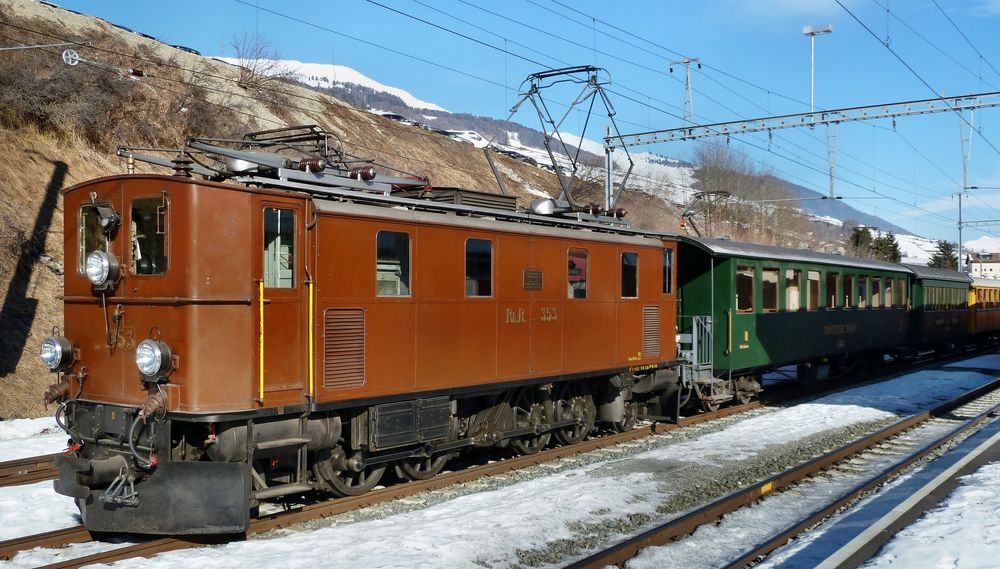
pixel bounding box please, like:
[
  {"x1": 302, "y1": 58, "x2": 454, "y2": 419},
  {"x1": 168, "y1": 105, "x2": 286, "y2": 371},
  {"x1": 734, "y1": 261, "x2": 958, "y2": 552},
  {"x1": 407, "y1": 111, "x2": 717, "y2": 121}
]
[
  {"x1": 872, "y1": 278, "x2": 882, "y2": 308},
  {"x1": 858, "y1": 276, "x2": 869, "y2": 308},
  {"x1": 736, "y1": 266, "x2": 754, "y2": 312},
  {"x1": 826, "y1": 272, "x2": 839, "y2": 308},
  {"x1": 785, "y1": 270, "x2": 801, "y2": 311},
  {"x1": 843, "y1": 275, "x2": 855, "y2": 308},
  {"x1": 807, "y1": 271, "x2": 821, "y2": 310},
  {"x1": 762, "y1": 269, "x2": 778, "y2": 312}
]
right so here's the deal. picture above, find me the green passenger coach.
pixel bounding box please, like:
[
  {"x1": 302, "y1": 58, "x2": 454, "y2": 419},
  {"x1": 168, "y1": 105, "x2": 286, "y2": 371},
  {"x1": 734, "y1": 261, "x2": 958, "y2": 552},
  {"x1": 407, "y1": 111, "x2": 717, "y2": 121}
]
[
  {"x1": 901, "y1": 264, "x2": 972, "y2": 347},
  {"x1": 676, "y1": 236, "x2": 913, "y2": 411}
]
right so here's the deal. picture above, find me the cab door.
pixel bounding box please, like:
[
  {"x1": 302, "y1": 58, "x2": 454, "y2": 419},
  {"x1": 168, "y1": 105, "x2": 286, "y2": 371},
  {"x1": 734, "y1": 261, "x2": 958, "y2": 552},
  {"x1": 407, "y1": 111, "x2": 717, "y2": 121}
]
[{"x1": 254, "y1": 195, "x2": 307, "y2": 406}]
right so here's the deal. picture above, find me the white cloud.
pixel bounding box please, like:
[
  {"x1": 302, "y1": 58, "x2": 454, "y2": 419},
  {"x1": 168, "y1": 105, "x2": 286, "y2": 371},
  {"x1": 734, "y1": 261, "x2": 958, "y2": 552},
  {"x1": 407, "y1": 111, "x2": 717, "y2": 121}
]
[{"x1": 972, "y1": 0, "x2": 1000, "y2": 17}]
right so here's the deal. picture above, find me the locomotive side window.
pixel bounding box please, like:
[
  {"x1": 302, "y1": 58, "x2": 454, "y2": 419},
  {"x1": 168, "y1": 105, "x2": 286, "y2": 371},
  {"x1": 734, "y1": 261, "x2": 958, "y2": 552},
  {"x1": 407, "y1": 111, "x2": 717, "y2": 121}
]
[
  {"x1": 871, "y1": 278, "x2": 882, "y2": 308},
  {"x1": 465, "y1": 238, "x2": 492, "y2": 297},
  {"x1": 78, "y1": 204, "x2": 109, "y2": 274},
  {"x1": 736, "y1": 266, "x2": 754, "y2": 313},
  {"x1": 807, "y1": 271, "x2": 821, "y2": 310},
  {"x1": 130, "y1": 197, "x2": 167, "y2": 275},
  {"x1": 662, "y1": 248, "x2": 673, "y2": 294},
  {"x1": 376, "y1": 231, "x2": 410, "y2": 296},
  {"x1": 858, "y1": 276, "x2": 869, "y2": 308},
  {"x1": 762, "y1": 268, "x2": 778, "y2": 312},
  {"x1": 826, "y1": 272, "x2": 839, "y2": 308},
  {"x1": 568, "y1": 249, "x2": 588, "y2": 299},
  {"x1": 264, "y1": 208, "x2": 295, "y2": 288},
  {"x1": 621, "y1": 252, "x2": 638, "y2": 298},
  {"x1": 785, "y1": 269, "x2": 801, "y2": 311},
  {"x1": 843, "y1": 275, "x2": 855, "y2": 308}
]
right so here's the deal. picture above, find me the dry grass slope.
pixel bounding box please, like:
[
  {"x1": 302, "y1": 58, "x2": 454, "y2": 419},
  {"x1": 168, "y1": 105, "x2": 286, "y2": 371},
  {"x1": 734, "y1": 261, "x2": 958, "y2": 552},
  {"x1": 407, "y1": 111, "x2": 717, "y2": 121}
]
[{"x1": 0, "y1": 0, "x2": 679, "y2": 418}]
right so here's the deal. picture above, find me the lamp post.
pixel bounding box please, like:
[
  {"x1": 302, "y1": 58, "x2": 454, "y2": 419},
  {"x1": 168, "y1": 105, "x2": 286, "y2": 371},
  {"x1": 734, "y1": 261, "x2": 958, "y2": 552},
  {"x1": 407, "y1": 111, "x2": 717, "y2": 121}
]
[{"x1": 803, "y1": 24, "x2": 833, "y2": 114}]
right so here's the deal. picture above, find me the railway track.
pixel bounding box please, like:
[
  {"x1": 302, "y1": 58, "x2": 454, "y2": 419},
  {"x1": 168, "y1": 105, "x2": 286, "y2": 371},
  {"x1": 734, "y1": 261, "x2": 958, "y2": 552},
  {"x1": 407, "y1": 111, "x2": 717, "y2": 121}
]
[
  {"x1": 0, "y1": 403, "x2": 755, "y2": 566},
  {"x1": 3, "y1": 348, "x2": 997, "y2": 566},
  {"x1": 0, "y1": 453, "x2": 58, "y2": 488},
  {"x1": 565, "y1": 373, "x2": 1000, "y2": 569}
]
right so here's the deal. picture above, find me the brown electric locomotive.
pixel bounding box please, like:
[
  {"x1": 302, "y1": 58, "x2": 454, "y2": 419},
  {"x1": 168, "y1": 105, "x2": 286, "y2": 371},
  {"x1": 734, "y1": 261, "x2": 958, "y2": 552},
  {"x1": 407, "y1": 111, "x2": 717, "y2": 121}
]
[{"x1": 42, "y1": 126, "x2": 682, "y2": 534}]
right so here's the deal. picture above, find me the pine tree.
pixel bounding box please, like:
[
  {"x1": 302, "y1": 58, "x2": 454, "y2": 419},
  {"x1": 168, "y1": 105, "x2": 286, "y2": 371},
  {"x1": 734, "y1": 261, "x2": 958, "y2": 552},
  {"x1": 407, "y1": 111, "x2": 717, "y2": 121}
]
[
  {"x1": 928, "y1": 240, "x2": 958, "y2": 270},
  {"x1": 873, "y1": 232, "x2": 902, "y2": 262},
  {"x1": 848, "y1": 227, "x2": 874, "y2": 258}
]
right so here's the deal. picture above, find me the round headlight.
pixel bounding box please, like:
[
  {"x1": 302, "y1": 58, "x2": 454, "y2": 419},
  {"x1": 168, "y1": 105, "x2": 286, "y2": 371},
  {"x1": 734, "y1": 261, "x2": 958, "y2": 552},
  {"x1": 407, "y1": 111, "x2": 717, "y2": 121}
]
[
  {"x1": 85, "y1": 251, "x2": 119, "y2": 287},
  {"x1": 135, "y1": 339, "x2": 171, "y2": 377},
  {"x1": 40, "y1": 336, "x2": 73, "y2": 371}
]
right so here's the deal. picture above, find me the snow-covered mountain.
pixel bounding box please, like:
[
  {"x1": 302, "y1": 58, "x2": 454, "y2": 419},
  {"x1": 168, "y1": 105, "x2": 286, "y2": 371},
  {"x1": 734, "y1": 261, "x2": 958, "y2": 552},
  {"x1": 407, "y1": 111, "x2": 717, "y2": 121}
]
[{"x1": 214, "y1": 58, "x2": 447, "y2": 112}]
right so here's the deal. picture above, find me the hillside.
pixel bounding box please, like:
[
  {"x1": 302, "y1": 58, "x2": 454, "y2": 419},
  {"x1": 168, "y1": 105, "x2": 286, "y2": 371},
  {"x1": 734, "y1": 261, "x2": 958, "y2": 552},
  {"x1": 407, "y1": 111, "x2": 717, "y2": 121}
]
[{"x1": 0, "y1": 0, "x2": 683, "y2": 418}]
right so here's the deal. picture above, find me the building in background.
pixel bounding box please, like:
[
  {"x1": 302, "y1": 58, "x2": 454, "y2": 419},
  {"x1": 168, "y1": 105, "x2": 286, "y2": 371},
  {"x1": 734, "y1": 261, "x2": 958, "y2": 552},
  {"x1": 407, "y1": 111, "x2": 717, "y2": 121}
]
[{"x1": 970, "y1": 252, "x2": 1000, "y2": 279}]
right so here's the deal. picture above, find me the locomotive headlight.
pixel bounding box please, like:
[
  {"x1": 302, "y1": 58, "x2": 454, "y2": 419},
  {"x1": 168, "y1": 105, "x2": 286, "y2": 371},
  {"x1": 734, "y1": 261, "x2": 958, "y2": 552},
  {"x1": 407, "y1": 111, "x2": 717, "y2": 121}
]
[
  {"x1": 135, "y1": 339, "x2": 172, "y2": 377},
  {"x1": 85, "y1": 251, "x2": 119, "y2": 288},
  {"x1": 39, "y1": 336, "x2": 74, "y2": 371}
]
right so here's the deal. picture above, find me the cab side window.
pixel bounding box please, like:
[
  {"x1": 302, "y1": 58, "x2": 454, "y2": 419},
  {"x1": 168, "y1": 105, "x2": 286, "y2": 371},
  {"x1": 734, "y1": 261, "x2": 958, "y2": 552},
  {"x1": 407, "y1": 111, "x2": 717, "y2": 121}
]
[
  {"x1": 568, "y1": 249, "x2": 588, "y2": 299},
  {"x1": 264, "y1": 208, "x2": 295, "y2": 288},
  {"x1": 465, "y1": 238, "x2": 492, "y2": 297},
  {"x1": 377, "y1": 231, "x2": 410, "y2": 296},
  {"x1": 621, "y1": 252, "x2": 638, "y2": 298},
  {"x1": 662, "y1": 248, "x2": 673, "y2": 294},
  {"x1": 131, "y1": 197, "x2": 168, "y2": 275}
]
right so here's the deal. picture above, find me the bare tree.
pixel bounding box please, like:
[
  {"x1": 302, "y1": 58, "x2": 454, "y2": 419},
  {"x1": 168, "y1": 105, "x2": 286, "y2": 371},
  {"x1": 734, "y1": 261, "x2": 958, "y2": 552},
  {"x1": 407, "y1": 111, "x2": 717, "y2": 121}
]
[{"x1": 231, "y1": 32, "x2": 294, "y2": 93}]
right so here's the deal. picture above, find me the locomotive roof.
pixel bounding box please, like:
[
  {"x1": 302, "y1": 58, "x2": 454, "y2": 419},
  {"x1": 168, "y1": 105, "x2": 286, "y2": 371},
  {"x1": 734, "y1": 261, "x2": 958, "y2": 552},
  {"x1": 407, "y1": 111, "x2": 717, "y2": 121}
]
[
  {"x1": 312, "y1": 197, "x2": 669, "y2": 246},
  {"x1": 900, "y1": 264, "x2": 974, "y2": 283},
  {"x1": 680, "y1": 235, "x2": 913, "y2": 274},
  {"x1": 62, "y1": 173, "x2": 679, "y2": 245}
]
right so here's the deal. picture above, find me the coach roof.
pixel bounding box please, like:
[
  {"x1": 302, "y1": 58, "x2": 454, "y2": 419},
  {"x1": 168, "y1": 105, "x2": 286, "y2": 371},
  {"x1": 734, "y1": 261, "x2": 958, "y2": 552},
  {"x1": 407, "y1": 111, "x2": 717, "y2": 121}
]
[
  {"x1": 900, "y1": 264, "x2": 973, "y2": 283},
  {"x1": 681, "y1": 235, "x2": 913, "y2": 274}
]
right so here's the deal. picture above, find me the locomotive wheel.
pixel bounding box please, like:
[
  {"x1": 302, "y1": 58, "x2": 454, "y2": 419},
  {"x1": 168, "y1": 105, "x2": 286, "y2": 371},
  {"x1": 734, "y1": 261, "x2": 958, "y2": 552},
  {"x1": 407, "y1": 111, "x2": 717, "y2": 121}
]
[
  {"x1": 736, "y1": 389, "x2": 755, "y2": 405},
  {"x1": 700, "y1": 399, "x2": 721, "y2": 413},
  {"x1": 394, "y1": 453, "x2": 449, "y2": 481},
  {"x1": 314, "y1": 448, "x2": 386, "y2": 497},
  {"x1": 553, "y1": 383, "x2": 596, "y2": 446},
  {"x1": 327, "y1": 464, "x2": 386, "y2": 497},
  {"x1": 510, "y1": 388, "x2": 551, "y2": 455},
  {"x1": 610, "y1": 401, "x2": 638, "y2": 433}
]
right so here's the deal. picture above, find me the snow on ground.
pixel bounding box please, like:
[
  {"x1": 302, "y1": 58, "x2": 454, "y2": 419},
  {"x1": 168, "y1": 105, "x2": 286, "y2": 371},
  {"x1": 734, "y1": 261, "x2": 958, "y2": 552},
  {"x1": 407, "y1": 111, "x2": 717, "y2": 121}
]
[
  {"x1": 0, "y1": 417, "x2": 65, "y2": 461},
  {"x1": 3, "y1": 355, "x2": 999, "y2": 568},
  {"x1": 860, "y1": 461, "x2": 1000, "y2": 568},
  {"x1": 0, "y1": 481, "x2": 80, "y2": 541}
]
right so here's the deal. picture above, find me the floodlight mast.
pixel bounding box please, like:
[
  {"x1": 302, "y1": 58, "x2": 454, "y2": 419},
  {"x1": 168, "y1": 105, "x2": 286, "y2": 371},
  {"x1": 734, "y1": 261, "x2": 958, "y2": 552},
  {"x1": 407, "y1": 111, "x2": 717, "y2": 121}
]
[{"x1": 803, "y1": 24, "x2": 833, "y2": 114}]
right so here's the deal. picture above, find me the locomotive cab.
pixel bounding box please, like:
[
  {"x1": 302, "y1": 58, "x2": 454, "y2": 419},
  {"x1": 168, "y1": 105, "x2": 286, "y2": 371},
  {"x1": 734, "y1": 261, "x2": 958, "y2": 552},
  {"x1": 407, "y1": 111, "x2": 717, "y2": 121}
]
[{"x1": 45, "y1": 175, "x2": 295, "y2": 534}]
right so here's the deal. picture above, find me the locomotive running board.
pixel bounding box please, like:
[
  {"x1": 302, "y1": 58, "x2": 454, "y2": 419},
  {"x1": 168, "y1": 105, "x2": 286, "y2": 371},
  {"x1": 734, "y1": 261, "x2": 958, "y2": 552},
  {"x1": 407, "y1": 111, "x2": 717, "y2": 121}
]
[{"x1": 76, "y1": 462, "x2": 251, "y2": 535}]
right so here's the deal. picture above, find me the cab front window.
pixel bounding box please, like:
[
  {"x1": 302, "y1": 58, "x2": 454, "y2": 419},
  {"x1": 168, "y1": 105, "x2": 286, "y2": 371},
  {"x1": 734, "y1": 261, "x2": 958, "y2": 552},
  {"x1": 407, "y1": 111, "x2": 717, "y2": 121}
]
[
  {"x1": 78, "y1": 204, "x2": 109, "y2": 274},
  {"x1": 130, "y1": 196, "x2": 168, "y2": 275}
]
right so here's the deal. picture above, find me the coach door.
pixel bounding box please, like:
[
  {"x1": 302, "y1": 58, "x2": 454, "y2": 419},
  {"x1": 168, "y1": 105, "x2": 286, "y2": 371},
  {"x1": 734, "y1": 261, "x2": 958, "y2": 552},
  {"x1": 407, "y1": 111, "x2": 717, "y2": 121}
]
[{"x1": 255, "y1": 196, "x2": 308, "y2": 406}]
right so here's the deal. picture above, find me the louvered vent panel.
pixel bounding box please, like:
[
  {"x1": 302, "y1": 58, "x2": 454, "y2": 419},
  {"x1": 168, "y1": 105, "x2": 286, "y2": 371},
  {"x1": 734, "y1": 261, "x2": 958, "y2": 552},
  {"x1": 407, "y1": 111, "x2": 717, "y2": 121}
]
[
  {"x1": 324, "y1": 309, "x2": 366, "y2": 389},
  {"x1": 642, "y1": 305, "x2": 660, "y2": 358}
]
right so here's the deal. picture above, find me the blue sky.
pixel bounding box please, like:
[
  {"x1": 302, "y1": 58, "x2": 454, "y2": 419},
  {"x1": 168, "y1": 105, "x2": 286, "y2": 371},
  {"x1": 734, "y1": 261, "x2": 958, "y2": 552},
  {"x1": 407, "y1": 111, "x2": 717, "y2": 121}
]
[{"x1": 48, "y1": 0, "x2": 1000, "y2": 243}]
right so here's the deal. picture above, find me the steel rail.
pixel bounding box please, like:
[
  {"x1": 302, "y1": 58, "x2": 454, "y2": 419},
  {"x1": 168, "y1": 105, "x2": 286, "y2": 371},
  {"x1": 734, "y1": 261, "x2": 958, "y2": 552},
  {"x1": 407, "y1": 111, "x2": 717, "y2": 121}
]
[
  {"x1": 724, "y1": 384, "x2": 1000, "y2": 569},
  {"x1": 12, "y1": 346, "x2": 995, "y2": 566},
  {"x1": 33, "y1": 403, "x2": 759, "y2": 569},
  {"x1": 0, "y1": 526, "x2": 92, "y2": 560},
  {"x1": 564, "y1": 375, "x2": 1000, "y2": 569},
  {"x1": 0, "y1": 453, "x2": 58, "y2": 488}
]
